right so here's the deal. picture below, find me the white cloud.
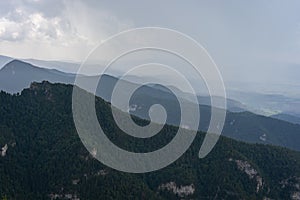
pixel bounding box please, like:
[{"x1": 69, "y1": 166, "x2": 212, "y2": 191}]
[
  {"x1": 0, "y1": 0, "x2": 134, "y2": 61},
  {"x1": 0, "y1": 7, "x2": 86, "y2": 45}
]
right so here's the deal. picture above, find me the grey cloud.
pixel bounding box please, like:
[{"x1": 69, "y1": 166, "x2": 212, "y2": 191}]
[{"x1": 0, "y1": 0, "x2": 299, "y2": 91}]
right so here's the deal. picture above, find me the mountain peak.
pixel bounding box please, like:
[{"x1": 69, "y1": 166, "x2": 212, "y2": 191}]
[
  {"x1": 1, "y1": 59, "x2": 36, "y2": 71},
  {"x1": 6, "y1": 59, "x2": 27, "y2": 65}
]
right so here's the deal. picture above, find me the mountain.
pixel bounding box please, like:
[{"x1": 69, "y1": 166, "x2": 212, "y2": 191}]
[
  {"x1": 271, "y1": 113, "x2": 300, "y2": 125},
  {"x1": 96, "y1": 75, "x2": 300, "y2": 151},
  {"x1": 2, "y1": 55, "x2": 300, "y2": 119},
  {"x1": 0, "y1": 82, "x2": 299, "y2": 199},
  {"x1": 0, "y1": 60, "x2": 300, "y2": 152},
  {"x1": 127, "y1": 85, "x2": 300, "y2": 151},
  {"x1": 0, "y1": 59, "x2": 246, "y2": 111},
  {"x1": 0, "y1": 55, "x2": 80, "y2": 74},
  {"x1": 0, "y1": 60, "x2": 75, "y2": 93},
  {"x1": 0, "y1": 60, "x2": 246, "y2": 113},
  {"x1": 222, "y1": 111, "x2": 300, "y2": 151}
]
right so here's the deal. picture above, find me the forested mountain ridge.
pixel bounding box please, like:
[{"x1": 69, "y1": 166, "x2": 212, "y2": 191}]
[{"x1": 0, "y1": 82, "x2": 299, "y2": 199}]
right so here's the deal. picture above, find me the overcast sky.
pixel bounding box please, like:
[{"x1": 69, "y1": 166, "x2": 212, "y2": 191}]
[{"x1": 0, "y1": 0, "x2": 300, "y2": 87}]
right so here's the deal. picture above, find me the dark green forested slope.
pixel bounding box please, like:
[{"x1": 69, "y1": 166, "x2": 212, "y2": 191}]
[{"x1": 0, "y1": 81, "x2": 300, "y2": 199}]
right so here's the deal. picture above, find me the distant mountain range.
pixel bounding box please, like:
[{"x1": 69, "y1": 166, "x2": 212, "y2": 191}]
[
  {"x1": 227, "y1": 89, "x2": 300, "y2": 119},
  {"x1": 0, "y1": 59, "x2": 300, "y2": 151},
  {"x1": 0, "y1": 59, "x2": 244, "y2": 113},
  {"x1": 2, "y1": 55, "x2": 300, "y2": 123},
  {"x1": 0, "y1": 55, "x2": 80, "y2": 74}
]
